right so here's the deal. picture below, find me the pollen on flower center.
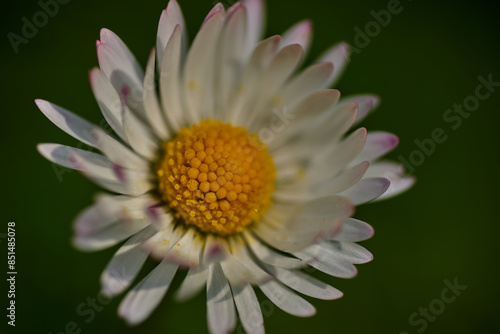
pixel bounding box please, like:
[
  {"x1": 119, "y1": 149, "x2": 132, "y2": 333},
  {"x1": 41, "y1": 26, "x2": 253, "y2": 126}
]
[{"x1": 157, "y1": 120, "x2": 276, "y2": 236}]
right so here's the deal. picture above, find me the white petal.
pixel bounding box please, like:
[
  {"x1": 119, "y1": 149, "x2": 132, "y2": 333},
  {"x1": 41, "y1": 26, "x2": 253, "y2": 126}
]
[
  {"x1": 96, "y1": 42, "x2": 145, "y2": 119},
  {"x1": 227, "y1": 238, "x2": 270, "y2": 284},
  {"x1": 311, "y1": 161, "x2": 370, "y2": 197},
  {"x1": 321, "y1": 241, "x2": 373, "y2": 264},
  {"x1": 162, "y1": 228, "x2": 204, "y2": 268},
  {"x1": 364, "y1": 161, "x2": 415, "y2": 201},
  {"x1": 35, "y1": 99, "x2": 148, "y2": 170},
  {"x1": 99, "y1": 28, "x2": 144, "y2": 81},
  {"x1": 215, "y1": 5, "x2": 248, "y2": 119},
  {"x1": 231, "y1": 283, "x2": 264, "y2": 334},
  {"x1": 122, "y1": 100, "x2": 158, "y2": 161},
  {"x1": 295, "y1": 245, "x2": 358, "y2": 279},
  {"x1": 118, "y1": 260, "x2": 178, "y2": 325},
  {"x1": 220, "y1": 242, "x2": 271, "y2": 286},
  {"x1": 272, "y1": 102, "x2": 358, "y2": 167},
  {"x1": 281, "y1": 20, "x2": 313, "y2": 56},
  {"x1": 259, "y1": 280, "x2": 315, "y2": 317},
  {"x1": 339, "y1": 177, "x2": 390, "y2": 205},
  {"x1": 268, "y1": 89, "x2": 340, "y2": 151},
  {"x1": 73, "y1": 219, "x2": 150, "y2": 251},
  {"x1": 278, "y1": 62, "x2": 334, "y2": 110},
  {"x1": 175, "y1": 267, "x2": 208, "y2": 302},
  {"x1": 156, "y1": 0, "x2": 187, "y2": 71},
  {"x1": 253, "y1": 196, "x2": 353, "y2": 252},
  {"x1": 37, "y1": 143, "x2": 152, "y2": 196},
  {"x1": 245, "y1": 44, "x2": 304, "y2": 128},
  {"x1": 332, "y1": 218, "x2": 374, "y2": 242},
  {"x1": 204, "y1": 3, "x2": 225, "y2": 24},
  {"x1": 351, "y1": 132, "x2": 399, "y2": 166},
  {"x1": 309, "y1": 127, "x2": 367, "y2": 179},
  {"x1": 242, "y1": 0, "x2": 265, "y2": 48},
  {"x1": 89, "y1": 68, "x2": 128, "y2": 141},
  {"x1": 203, "y1": 235, "x2": 229, "y2": 265},
  {"x1": 244, "y1": 231, "x2": 304, "y2": 269},
  {"x1": 207, "y1": 263, "x2": 236, "y2": 334},
  {"x1": 265, "y1": 265, "x2": 343, "y2": 300},
  {"x1": 159, "y1": 25, "x2": 185, "y2": 131},
  {"x1": 183, "y1": 7, "x2": 225, "y2": 123},
  {"x1": 38, "y1": 143, "x2": 111, "y2": 174},
  {"x1": 336, "y1": 94, "x2": 380, "y2": 124},
  {"x1": 74, "y1": 194, "x2": 154, "y2": 237},
  {"x1": 100, "y1": 227, "x2": 155, "y2": 297},
  {"x1": 228, "y1": 35, "x2": 281, "y2": 125},
  {"x1": 142, "y1": 222, "x2": 186, "y2": 259},
  {"x1": 377, "y1": 175, "x2": 415, "y2": 201},
  {"x1": 318, "y1": 42, "x2": 351, "y2": 87},
  {"x1": 142, "y1": 48, "x2": 169, "y2": 139}
]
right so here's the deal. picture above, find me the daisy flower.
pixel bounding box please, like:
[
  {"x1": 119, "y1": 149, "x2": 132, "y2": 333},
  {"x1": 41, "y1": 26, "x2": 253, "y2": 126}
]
[{"x1": 36, "y1": 0, "x2": 415, "y2": 333}]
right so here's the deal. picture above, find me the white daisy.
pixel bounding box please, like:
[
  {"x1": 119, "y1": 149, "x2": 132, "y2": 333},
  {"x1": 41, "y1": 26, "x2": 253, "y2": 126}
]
[{"x1": 36, "y1": 0, "x2": 415, "y2": 333}]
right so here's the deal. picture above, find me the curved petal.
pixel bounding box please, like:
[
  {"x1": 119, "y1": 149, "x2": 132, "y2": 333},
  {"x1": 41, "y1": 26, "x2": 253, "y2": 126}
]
[
  {"x1": 281, "y1": 20, "x2": 313, "y2": 57},
  {"x1": 339, "y1": 177, "x2": 390, "y2": 205},
  {"x1": 182, "y1": 7, "x2": 225, "y2": 123},
  {"x1": 35, "y1": 99, "x2": 148, "y2": 170},
  {"x1": 228, "y1": 35, "x2": 281, "y2": 125},
  {"x1": 97, "y1": 42, "x2": 145, "y2": 120},
  {"x1": 351, "y1": 132, "x2": 399, "y2": 165},
  {"x1": 207, "y1": 263, "x2": 236, "y2": 334},
  {"x1": 143, "y1": 48, "x2": 170, "y2": 139},
  {"x1": 242, "y1": 0, "x2": 265, "y2": 48},
  {"x1": 215, "y1": 5, "x2": 248, "y2": 119},
  {"x1": 118, "y1": 260, "x2": 178, "y2": 325},
  {"x1": 364, "y1": 161, "x2": 415, "y2": 201},
  {"x1": 37, "y1": 143, "x2": 153, "y2": 196},
  {"x1": 246, "y1": 44, "x2": 304, "y2": 128},
  {"x1": 156, "y1": 0, "x2": 187, "y2": 71},
  {"x1": 259, "y1": 280, "x2": 316, "y2": 317},
  {"x1": 175, "y1": 267, "x2": 208, "y2": 302},
  {"x1": 336, "y1": 94, "x2": 380, "y2": 124},
  {"x1": 318, "y1": 41, "x2": 351, "y2": 87},
  {"x1": 308, "y1": 127, "x2": 367, "y2": 180},
  {"x1": 331, "y1": 218, "x2": 374, "y2": 242},
  {"x1": 231, "y1": 283, "x2": 264, "y2": 334},
  {"x1": 73, "y1": 219, "x2": 150, "y2": 251},
  {"x1": 278, "y1": 61, "x2": 334, "y2": 111},
  {"x1": 159, "y1": 25, "x2": 185, "y2": 131},
  {"x1": 100, "y1": 226, "x2": 155, "y2": 297},
  {"x1": 265, "y1": 265, "x2": 343, "y2": 300}
]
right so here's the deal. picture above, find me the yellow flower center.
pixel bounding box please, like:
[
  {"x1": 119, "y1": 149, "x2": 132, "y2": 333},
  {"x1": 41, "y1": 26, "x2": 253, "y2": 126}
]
[{"x1": 157, "y1": 120, "x2": 276, "y2": 236}]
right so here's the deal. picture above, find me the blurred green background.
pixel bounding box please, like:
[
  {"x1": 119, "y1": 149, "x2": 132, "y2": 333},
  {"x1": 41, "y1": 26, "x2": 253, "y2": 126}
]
[{"x1": 2, "y1": 0, "x2": 499, "y2": 333}]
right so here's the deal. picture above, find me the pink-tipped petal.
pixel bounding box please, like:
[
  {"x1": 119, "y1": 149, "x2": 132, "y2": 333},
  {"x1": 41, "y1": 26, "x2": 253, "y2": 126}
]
[
  {"x1": 351, "y1": 131, "x2": 399, "y2": 165},
  {"x1": 281, "y1": 20, "x2": 313, "y2": 56},
  {"x1": 339, "y1": 177, "x2": 391, "y2": 205},
  {"x1": 204, "y1": 2, "x2": 225, "y2": 25},
  {"x1": 156, "y1": 0, "x2": 186, "y2": 70},
  {"x1": 336, "y1": 94, "x2": 381, "y2": 124},
  {"x1": 242, "y1": 0, "x2": 265, "y2": 48},
  {"x1": 319, "y1": 41, "x2": 351, "y2": 88}
]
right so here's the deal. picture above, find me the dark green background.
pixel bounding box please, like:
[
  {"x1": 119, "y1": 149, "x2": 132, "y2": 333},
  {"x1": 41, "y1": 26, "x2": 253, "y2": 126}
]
[{"x1": 2, "y1": 0, "x2": 499, "y2": 333}]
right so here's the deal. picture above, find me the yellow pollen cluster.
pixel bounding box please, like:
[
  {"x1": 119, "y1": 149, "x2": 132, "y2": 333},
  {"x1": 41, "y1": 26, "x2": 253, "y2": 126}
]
[{"x1": 157, "y1": 120, "x2": 276, "y2": 236}]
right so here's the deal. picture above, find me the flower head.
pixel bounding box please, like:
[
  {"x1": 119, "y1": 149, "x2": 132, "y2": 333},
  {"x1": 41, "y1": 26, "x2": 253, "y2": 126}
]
[{"x1": 36, "y1": 0, "x2": 414, "y2": 332}]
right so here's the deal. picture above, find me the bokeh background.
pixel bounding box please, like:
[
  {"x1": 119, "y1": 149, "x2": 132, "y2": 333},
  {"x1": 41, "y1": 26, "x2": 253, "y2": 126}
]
[{"x1": 2, "y1": 0, "x2": 499, "y2": 333}]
